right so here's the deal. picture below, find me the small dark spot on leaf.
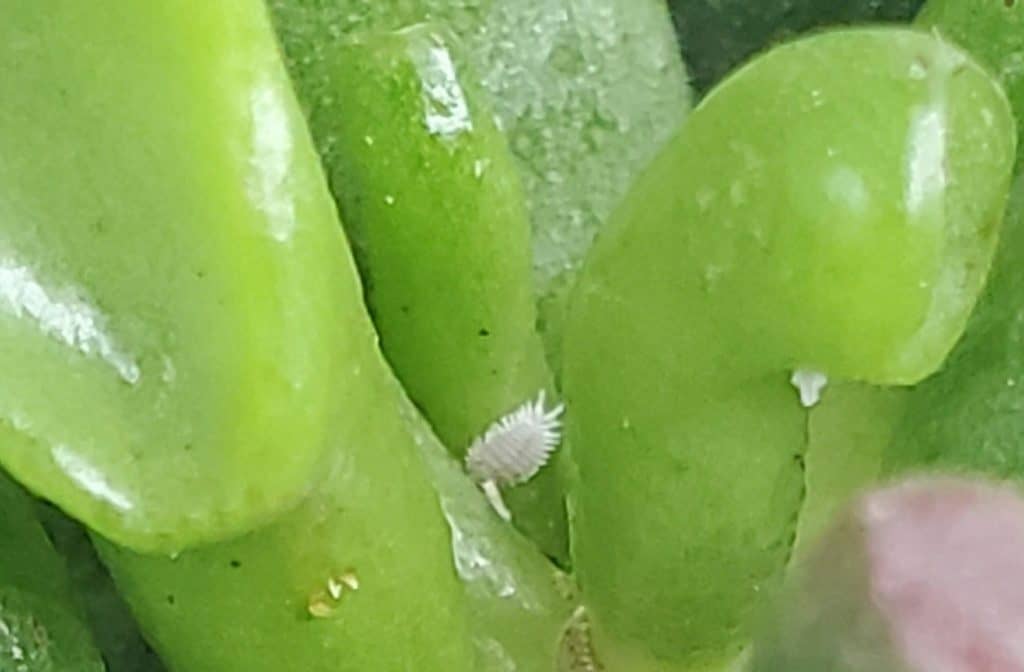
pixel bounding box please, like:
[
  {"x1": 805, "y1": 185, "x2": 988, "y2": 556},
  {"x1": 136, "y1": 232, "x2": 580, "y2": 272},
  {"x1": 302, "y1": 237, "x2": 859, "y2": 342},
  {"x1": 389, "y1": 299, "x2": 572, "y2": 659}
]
[
  {"x1": 196, "y1": 269, "x2": 207, "y2": 279},
  {"x1": 1006, "y1": 0, "x2": 1015, "y2": 8},
  {"x1": 230, "y1": 560, "x2": 242, "y2": 569},
  {"x1": 166, "y1": 595, "x2": 176, "y2": 606},
  {"x1": 490, "y1": 368, "x2": 499, "y2": 377},
  {"x1": 183, "y1": 443, "x2": 193, "y2": 452},
  {"x1": 93, "y1": 218, "x2": 105, "y2": 234},
  {"x1": 400, "y1": 305, "x2": 411, "y2": 315},
  {"x1": 794, "y1": 454, "x2": 806, "y2": 469},
  {"x1": 478, "y1": 328, "x2": 491, "y2": 337}
]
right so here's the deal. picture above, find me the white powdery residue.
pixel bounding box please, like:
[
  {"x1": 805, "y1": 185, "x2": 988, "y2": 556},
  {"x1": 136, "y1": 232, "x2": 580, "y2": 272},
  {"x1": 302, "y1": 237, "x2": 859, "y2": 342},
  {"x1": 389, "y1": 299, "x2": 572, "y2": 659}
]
[
  {"x1": 0, "y1": 260, "x2": 140, "y2": 384},
  {"x1": 790, "y1": 369, "x2": 828, "y2": 408},
  {"x1": 417, "y1": 44, "x2": 474, "y2": 139},
  {"x1": 905, "y1": 105, "x2": 947, "y2": 216},
  {"x1": 446, "y1": 517, "x2": 519, "y2": 603},
  {"x1": 248, "y1": 80, "x2": 296, "y2": 242},
  {"x1": 52, "y1": 444, "x2": 135, "y2": 512}
]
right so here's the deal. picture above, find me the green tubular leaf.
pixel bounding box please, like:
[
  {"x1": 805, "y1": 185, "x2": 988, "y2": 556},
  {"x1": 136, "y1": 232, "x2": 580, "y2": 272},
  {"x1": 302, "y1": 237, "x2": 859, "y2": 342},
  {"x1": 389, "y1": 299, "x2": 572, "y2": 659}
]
[
  {"x1": 267, "y1": 0, "x2": 692, "y2": 368},
  {"x1": 792, "y1": 385, "x2": 908, "y2": 561},
  {"x1": 668, "y1": 0, "x2": 927, "y2": 93},
  {"x1": 1, "y1": 1, "x2": 516, "y2": 668},
  {"x1": 0, "y1": 0, "x2": 366, "y2": 552},
  {"x1": 562, "y1": 28, "x2": 1014, "y2": 669},
  {"x1": 916, "y1": 0, "x2": 1024, "y2": 172},
  {"x1": 96, "y1": 368, "x2": 478, "y2": 672},
  {"x1": 299, "y1": 23, "x2": 568, "y2": 560},
  {"x1": 321, "y1": 24, "x2": 547, "y2": 460},
  {"x1": 887, "y1": 176, "x2": 1024, "y2": 476},
  {"x1": 0, "y1": 472, "x2": 104, "y2": 672},
  {"x1": 97, "y1": 365, "x2": 575, "y2": 672},
  {"x1": 398, "y1": 397, "x2": 578, "y2": 671},
  {"x1": 883, "y1": 0, "x2": 1024, "y2": 481},
  {"x1": 801, "y1": 0, "x2": 1024, "y2": 584},
  {"x1": 917, "y1": 0, "x2": 1024, "y2": 132}
]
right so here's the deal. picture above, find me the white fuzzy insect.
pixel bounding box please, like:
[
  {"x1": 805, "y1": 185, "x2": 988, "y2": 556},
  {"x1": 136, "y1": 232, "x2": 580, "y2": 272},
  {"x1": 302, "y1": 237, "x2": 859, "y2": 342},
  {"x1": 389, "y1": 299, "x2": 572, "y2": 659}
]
[{"x1": 465, "y1": 390, "x2": 564, "y2": 521}]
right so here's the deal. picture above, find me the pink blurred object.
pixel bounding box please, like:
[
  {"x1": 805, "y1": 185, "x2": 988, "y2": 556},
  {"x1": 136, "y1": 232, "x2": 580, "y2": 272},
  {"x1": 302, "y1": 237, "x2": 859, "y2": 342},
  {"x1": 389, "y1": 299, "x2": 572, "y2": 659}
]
[{"x1": 754, "y1": 477, "x2": 1024, "y2": 672}]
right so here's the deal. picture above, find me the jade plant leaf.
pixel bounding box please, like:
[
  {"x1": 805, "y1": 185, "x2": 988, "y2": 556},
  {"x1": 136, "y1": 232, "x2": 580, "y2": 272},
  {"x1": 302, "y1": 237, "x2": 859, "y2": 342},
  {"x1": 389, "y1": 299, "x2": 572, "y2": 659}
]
[
  {"x1": 884, "y1": 0, "x2": 1024, "y2": 481},
  {"x1": 294, "y1": 23, "x2": 568, "y2": 560},
  {"x1": 268, "y1": 0, "x2": 692, "y2": 369},
  {"x1": 562, "y1": 27, "x2": 1014, "y2": 670},
  {"x1": 0, "y1": 0, "x2": 367, "y2": 553}
]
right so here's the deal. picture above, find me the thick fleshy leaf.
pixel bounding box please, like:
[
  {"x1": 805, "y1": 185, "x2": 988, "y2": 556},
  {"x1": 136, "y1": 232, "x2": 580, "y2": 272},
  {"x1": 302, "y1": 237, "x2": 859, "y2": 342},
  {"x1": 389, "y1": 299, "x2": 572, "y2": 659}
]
[
  {"x1": 793, "y1": 385, "x2": 907, "y2": 560},
  {"x1": 267, "y1": 0, "x2": 692, "y2": 369},
  {"x1": 98, "y1": 369, "x2": 574, "y2": 672},
  {"x1": 886, "y1": 0, "x2": 1024, "y2": 480},
  {"x1": 0, "y1": 0, "x2": 364, "y2": 552},
  {"x1": 562, "y1": 28, "x2": 1014, "y2": 669},
  {"x1": 294, "y1": 23, "x2": 567, "y2": 559}
]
